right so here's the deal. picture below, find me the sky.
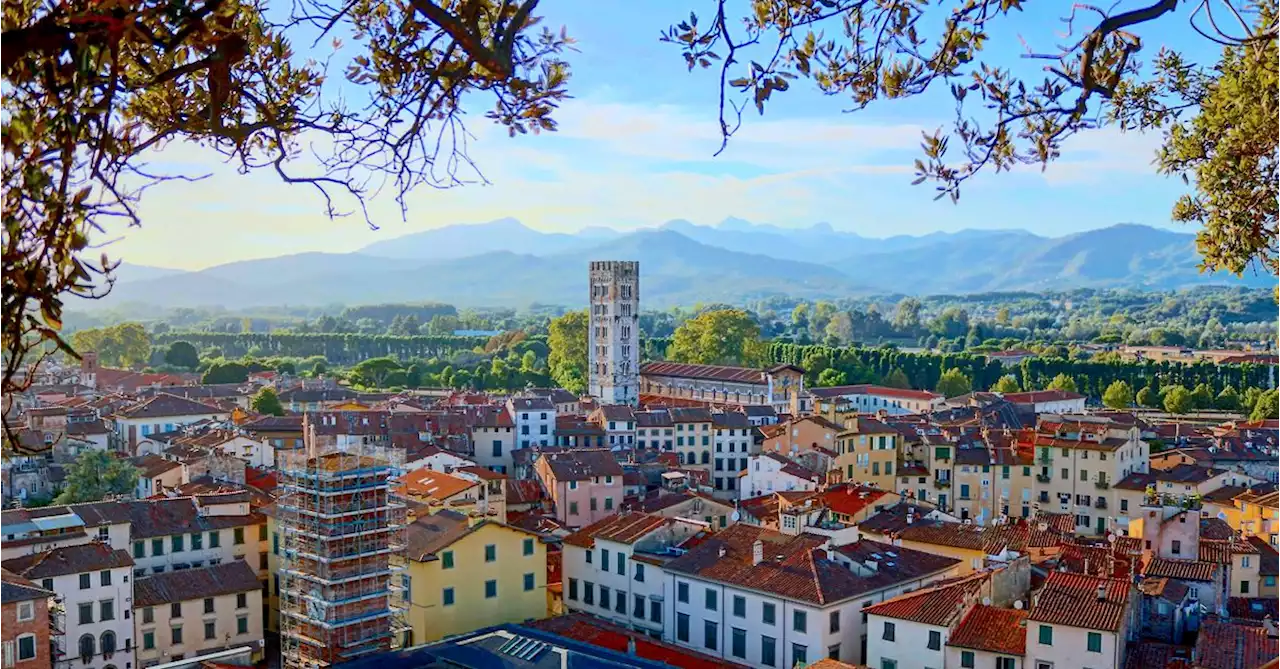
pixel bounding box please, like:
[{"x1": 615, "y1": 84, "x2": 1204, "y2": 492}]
[{"x1": 108, "y1": 0, "x2": 1231, "y2": 270}]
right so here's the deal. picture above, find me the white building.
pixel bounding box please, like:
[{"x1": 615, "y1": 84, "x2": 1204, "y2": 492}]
[
  {"x1": 1, "y1": 543, "x2": 136, "y2": 669},
  {"x1": 1002, "y1": 390, "x2": 1088, "y2": 414},
  {"x1": 946, "y1": 604, "x2": 1030, "y2": 669},
  {"x1": 1026, "y1": 572, "x2": 1136, "y2": 669},
  {"x1": 123, "y1": 496, "x2": 267, "y2": 583},
  {"x1": 660, "y1": 524, "x2": 962, "y2": 666},
  {"x1": 738, "y1": 453, "x2": 821, "y2": 501},
  {"x1": 133, "y1": 561, "x2": 265, "y2": 667},
  {"x1": 509, "y1": 396, "x2": 557, "y2": 449},
  {"x1": 110, "y1": 394, "x2": 230, "y2": 455},
  {"x1": 561, "y1": 512, "x2": 707, "y2": 638},
  {"x1": 711, "y1": 411, "x2": 755, "y2": 497},
  {"x1": 470, "y1": 406, "x2": 516, "y2": 474},
  {"x1": 588, "y1": 261, "x2": 640, "y2": 406},
  {"x1": 402, "y1": 446, "x2": 475, "y2": 474},
  {"x1": 588, "y1": 405, "x2": 636, "y2": 450},
  {"x1": 810, "y1": 385, "x2": 945, "y2": 415},
  {"x1": 863, "y1": 575, "x2": 985, "y2": 669}
]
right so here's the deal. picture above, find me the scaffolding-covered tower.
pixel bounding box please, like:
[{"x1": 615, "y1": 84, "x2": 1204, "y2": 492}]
[{"x1": 277, "y1": 442, "x2": 407, "y2": 669}]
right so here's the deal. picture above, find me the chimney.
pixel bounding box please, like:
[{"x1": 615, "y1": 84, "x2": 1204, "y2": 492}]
[
  {"x1": 718, "y1": 545, "x2": 727, "y2": 558},
  {"x1": 907, "y1": 509, "x2": 914, "y2": 525},
  {"x1": 752, "y1": 540, "x2": 764, "y2": 566},
  {"x1": 1095, "y1": 584, "x2": 1106, "y2": 602}
]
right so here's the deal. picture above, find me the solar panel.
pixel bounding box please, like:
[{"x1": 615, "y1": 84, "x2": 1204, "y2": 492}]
[{"x1": 497, "y1": 635, "x2": 547, "y2": 662}]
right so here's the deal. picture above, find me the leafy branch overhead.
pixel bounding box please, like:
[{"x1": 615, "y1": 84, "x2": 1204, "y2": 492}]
[
  {"x1": 2, "y1": 0, "x2": 574, "y2": 397},
  {"x1": 661, "y1": 0, "x2": 1277, "y2": 276}
]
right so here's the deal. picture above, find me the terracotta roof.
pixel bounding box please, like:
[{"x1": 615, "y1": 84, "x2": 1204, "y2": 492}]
[
  {"x1": 1248, "y1": 536, "x2": 1279, "y2": 576},
  {"x1": 528, "y1": 614, "x2": 750, "y2": 669},
  {"x1": 863, "y1": 574, "x2": 985, "y2": 626},
  {"x1": 634, "y1": 410, "x2": 674, "y2": 428},
  {"x1": 1123, "y1": 641, "x2": 1194, "y2": 669},
  {"x1": 1199, "y1": 540, "x2": 1235, "y2": 564},
  {"x1": 505, "y1": 479, "x2": 547, "y2": 505},
  {"x1": 2, "y1": 542, "x2": 134, "y2": 578},
  {"x1": 539, "y1": 449, "x2": 624, "y2": 481},
  {"x1": 805, "y1": 660, "x2": 869, "y2": 669},
  {"x1": 403, "y1": 469, "x2": 477, "y2": 501},
  {"x1": 563, "y1": 512, "x2": 672, "y2": 548},
  {"x1": 116, "y1": 393, "x2": 226, "y2": 419},
  {"x1": 1144, "y1": 558, "x2": 1218, "y2": 582},
  {"x1": 1138, "y1": 576, "x2": 1191, "y2": 603},
  {"x1": 948, "y1": 605, "x2": 1029, "y2": 656},
  {"x1": 457, "y1": 465, "x2": 506, "y2": 481},
  {"x1": 592, "y1": 405, "x2": 636, "y2": 422},
  {"x1": 668, "y1": 407, "x2": 713, "y2": 424},
  {"x1": 510, "y1": 396, "x2": 555, "y2": 412},
  {"x1": 819, "y1": 485, "x2": 889, "y2": 518},
  {"x1": 1228, "y1": 597, "x2": 1279, "y2": 623},
  {"x1": 809, "y1": 384, "x2": 941, "y2": 402},
  {"x1": 1194, "y1": 618, "x2": 1276, "y2": 669},
  {"x1": 641, "y1": 361, "x2": 765, "y2": 384},
  {"x1": 1027, "y1": 571, "x2": 1131, "y2": 632},
  {"x1": 1002, "y1": 390, "x2": 1086, "y2": 404},
  {"x1": 131, "y1": 453, "x2": 182, "y2": 479},
  {"x1": 0, "y1": 569, "x2": 55, "y2": 603},
  {"x1": 133, "y1": 560, "x2": 261, "y2": 607},
  {"x1": 1203, "y1": 486, "x2": 1251, "y2": 504},
  {"x1": 1200, "y1": 518, "x2": 1237, "y2": 541}
]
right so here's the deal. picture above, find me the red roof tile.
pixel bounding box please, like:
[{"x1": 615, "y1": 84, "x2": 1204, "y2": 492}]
[
  {"x1": 1194, "y1": 618, "x2": 1276, "y2": 669},
  {"x1": 1144, "y1": 558, "x2": 1219, "y2": 582},
  {"x1": 948, "y1": 605, "x2": 1029, "y2": 656},
  {"x1": 819, "y1": 485, "x2": 889, "y2": 518},
  {"x1": 563, "y1": 512, "x2": 672, "y2": 548},
  {"x1": 1028, "y1": 571, "x2": 1131, "y2": 632},
  {"x1": 863, "y1": 574, "x2": 985, "y2": 626},
  {"x1": 528, "y1": 614, "x2": 749, "y2": 668}
]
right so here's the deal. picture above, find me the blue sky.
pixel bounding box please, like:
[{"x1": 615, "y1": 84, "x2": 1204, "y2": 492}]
[{"x1": 113, "y1": 0, "x2": 1231, "y2": 269}]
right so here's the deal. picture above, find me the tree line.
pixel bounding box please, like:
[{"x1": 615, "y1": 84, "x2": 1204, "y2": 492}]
[{"x1": 152, "y1": 332, "x2": 491, "y2": 365}]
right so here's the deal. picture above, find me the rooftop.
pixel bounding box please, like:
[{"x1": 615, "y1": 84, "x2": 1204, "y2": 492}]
[
  {"x1": 1027, "y1": 571, "x2": 1131, "y2": 632},
  {"x1": 2, "y1": 542, "x2": 134, "y2": 579},
  {"x1": 539, "y1": 450, "x2": 624, "y2": 481},
  {"x1": 563, "y1": 512, "x2": 671, "y2": 548},
  {"x1": 640, "y1": 361, "x2": 767, "y2": 384},
  {"x1": 1194, "y1": 618, "x2": 1276, "y2": 669},
  {"x1": 947, "y1": 604, "x2": 1030, "y2": 656},
  {"x1": 133, "y1": 561, "x2": 261, "y2": 607},
  {"x1": 116, "y1": 393, "x2": 227, "y2": 419},
  {"x1": 863, "y1": 574, "x2": 985, "y2": 626}
]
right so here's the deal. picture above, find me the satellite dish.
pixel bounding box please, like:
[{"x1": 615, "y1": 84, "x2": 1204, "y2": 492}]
[
  {"x1": 982, "y1": 597, "x2": 992, "y2": 606},
  {"x1": 1107, "y1": 533, "x2": 1117, "y2": 544},
  {"x1": 730, "y1": 510, "x2": 741, "y2": 522},
  {"x1": 1014, "y1": 600, "x2": 1024, "y2": 610}
]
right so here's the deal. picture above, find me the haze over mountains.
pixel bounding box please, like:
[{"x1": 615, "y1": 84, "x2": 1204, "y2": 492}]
[{"x1": 99, "y1": 218, "x2": 1269, "y2": 309}]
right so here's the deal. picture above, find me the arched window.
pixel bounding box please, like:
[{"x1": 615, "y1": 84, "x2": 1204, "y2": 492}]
[
  {"x1": 78, "y1": 634, "x2": 95, "y2": 660},
  {"x1": 101, "y1": 631, "x2": 116, "y2": 655},
  {"x1": 700, "y1": 451, "x2": 710, "y2": 465}
]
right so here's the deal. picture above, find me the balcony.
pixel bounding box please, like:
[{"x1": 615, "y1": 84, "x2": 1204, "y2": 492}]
[
  {"x1": 1037, "y1": 456, "x2": 1053, "y2": 465},
  {"x1": 932, "y1": 479, "x2": 951, "y2": 490},
  {"x1": 1036, "y1": 474, "x2": 1052, "y2": 484},
  {"x1": 1095, "y1": 498, "x2": 1108, "y2": 510},
  {"x1": 1094, "y1": 480, "x2": 1110, "y2": 490}
]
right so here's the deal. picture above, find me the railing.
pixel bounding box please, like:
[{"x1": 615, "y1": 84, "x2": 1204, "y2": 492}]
[
  {"x1": 1036, "y1": 474, "x2": 1052, "y2": 484},
  {"x1": 932, "y1": 479, "x2": 951, "y2": 489},
  {"x1": 1037, "y1": 456, "x2": 1053, "y2": 465},
  {"x1": 1095, "y1": 498, "x2": 1108, "y2": 509},
  {"x1": 1094, "y1": 480, "x2": 1110, "y2": 490}
]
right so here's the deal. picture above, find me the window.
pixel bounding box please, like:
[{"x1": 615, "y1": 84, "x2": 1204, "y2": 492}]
[
  {"x1": 600, "y1": 586, "x2": 611, "y2": 610},
  {"x1": 584, "y1": 548, "x2": 592, "y2": 564},
  {"x1": 192, "y1": 532, "x2": 203, "y2": 550},
  {"x1": 650, "y1": 600, "x2": 662, "y2": 624},
  {"x1": 484, "y1": 580, "x2": 497, "y2": 598},
  {"x1": 485, "y1": 544, "x2": 496, "y2": 562},
  {"x1": 828, "y1": 645, "x2": 840, "y2": 660},
  {"x1": 237, "y1": 593, "x2": 247, "y2": 609},
  {"x1": 589, "y1": 497, "x2": 598, "y2": 512},
  {"x1": 676, "y1": 613, "x2": 690, "y2": 642},
  {"x1": 704, "y1": 621, "x2": 718, "y2": 651},
  {"x1": 80, "y1": 573, "x2": 91, "y2": 589},
  {"x1": 927, "y1": 630, "x2": 941, "y2": 650},
  {"x1": 78, "y1": 635, "x2": 95, "y2": 660},
  {"x1": 237, "y1": 616, "x2": 248, "y2": 635},
  {"x1": 732, "y1": 595, "x2": 746, "y2": 618},
  {"x1": 523, "y1": 538, "x2": 535, "y2": 556},
  {"x1": 14, "y1": 601, "x2": 35, "y2": 623},
  {"x1": 172, "y1": 535, "x2": 184, "y2": 552},
  {"x1": 731, "y1": 628, "x2": 747, "y2": 658},
  {"x1": 1038, "y1": 624, "x2": 1053, "y2": 645},
  {"x1": 705, "y1": 588, "x2": 717, "y2": 611},
  {"x1": 1172, "y1": 540, "x2": 1182, "y2": 555},
  {"x1": 1087, "y1": 632, "x2": 1102, "y2": 653},
  {"x1": 634, "y1": 594, "x2": 645, "y2": 618},
  {"x1": 635, "y1": 563, "x2": 645, "y2": 582},
  {"x1": 233, "y1": 527, "x2": 245, "y2": 545},
  {"x1": 761, "y1": 636, "x2": 777, "y2": 667},
  {"x1": 204, "y1": 622, "x2": 216, "y2": 641},
  {"x1": 172, "y1": 602, "x2": 182, "y2": 618},
  {"x1": 677, "y1": 582, "x2": 689, "y2": 603},
  {"x1": 17, "y1": 635, "x2": 36, "y2": 661},
  {"x1": 616, "y1": 552, "x2": 625, "y2": 575},
  {"x1": 143, "y1": 632, "x2": 155, "y2": 651},
  {"x1": 78, "y1": 603, "x2": 94, "y2": 624},
  {"x1": 1242, "y1": 580, "x2": 1251, "y2": 594},
  {"x1": 960, "y1": 650, "x2": 975, "y2": 668},
  {"x1": 40, "y1": 579, "x2": 52, "y2": 591},
  {"x1": 792, "y1": 644, "x2": 807, "y2": 666},
  {"x1": 882, "y1": 621, "x2": 895, "y2": 641},
  {"x1": 100, "y1": 599, "x2": 114, "y2": 621},
  {"x1": 584, "y1": 582, "x2": 595, "y2": 605},
  {"x1": 793, "y1": 609, "x2": 807, "y2": 633},
  {"x1": 600, "y1": 548, "x2": 609, "y2": 567},
  {"x1": 204, "y1": 598, "x2": 214, "y2": 614},
  {"x1": 996, "y1": 658, "x2": 1016, "y2": 669},
  {"x1": 143, "y1": 607, "x2": 154, "y2": 624},
  {"x1": 829, "y1": 611, "x2": 840, "y2": 633},
  {"x1": 762, "y1": 601, "x2": 776, "y2": 625},
  {"x1": 880, "y1": 660, "x2": 897, "y2": 669},
  {"x1": 567, "y1": 578, "x2": 578, "y2": 601},
  {"x1": 442, "y1": 551, "x2": 454, "y2": 569},
  {"x1": 133, "y1": 540, "x2": 145, "y2": 559},
  {"x1": 171, "y1": 626, "x2": 183, "y2": 645},
  {"x1": 524, "y1": 573, "x2": 535, "y2": 591},
  {"x1": 209, "y1": 531, "x2": 220, "y2": 548}
]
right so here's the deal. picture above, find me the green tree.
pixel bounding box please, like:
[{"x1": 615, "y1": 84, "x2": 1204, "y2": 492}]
[
  {"x1": 70, "y1": 323, "x2": 152, "y2": 369},
  {"x1": 1251, "y1": 389, "x2": 1278, "y2": 421},
  {"x1": 1136, "y1": 385, "x2": 1158, "y2": 408},
  {"x1": 1190, "y1": 383, "x2": 1216, "y2": 410},
  {"x1": 1102, "y1": 380, "x2": 1134, "y2": 410},
  {"x1": 992, "y1": 375, "x2": 1021, "y2": 394},
  {"x1": 1047, "y1": 373, "x2": 1078, "y2": 394},
  {"x1": 349, "y1": 357, "x2": 402, "y2": 388},
  {"x1": 547, "y1": 310, "x2": 588, "y2": 394},
  {"x1": 936, "y1": 368, "x2": 972, "y2": 398},
  {"x1": 1163, "y1": 386, "x2": 1194, "y2": 415},
  {"x1": 882, "y1": 368, "x2": 912, "y2": 390},
  {"x1": 816, "y1": 368, "x2": 848, "y2": 387},
  {"x1": 250, "y1": 387, "x2": 285, "y2": 416},
  {"x1": 892, "y1": 298, "x2": 922, "y2": 333},
  {"x1": 55, "y1": 451, "x2": 138, "y2": 504},
  {"x1": 1216, "y1": 385, "x2": 1241, "y2": 411},
  {"x1": 201, "y1": 361, "x2": 249, "y2": 384},
  {"x1": 163, "y1": 341, "x2": 200, "y2": 370},
  {"x1": 669, "y1": 309, "x2": 765, "y2": 367}
]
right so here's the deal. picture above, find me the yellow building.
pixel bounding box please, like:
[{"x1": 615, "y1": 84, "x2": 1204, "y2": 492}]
[
  {"x1": 263, "y1": 507, "x2": 281, "y2": 633},
  {"x1": 832, "y1": 417, "x2": 900, "y2": 489},
  {"x1": 402, "y1": 509, "x2": 547, "y2": 645}
]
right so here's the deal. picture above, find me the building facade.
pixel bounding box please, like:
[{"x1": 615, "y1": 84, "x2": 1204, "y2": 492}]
[{"x1": 588, "y1": 261, "x2": 640, "y2": 406}]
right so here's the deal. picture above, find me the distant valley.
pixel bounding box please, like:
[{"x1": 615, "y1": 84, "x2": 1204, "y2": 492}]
[{"x1": 94, "y1": 219, "x2": 1270, "y2": 310}]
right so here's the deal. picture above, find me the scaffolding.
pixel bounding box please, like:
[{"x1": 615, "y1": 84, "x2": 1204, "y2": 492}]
[{"x1": 277, "y1": 441, "x2": 408, "y2": 669}]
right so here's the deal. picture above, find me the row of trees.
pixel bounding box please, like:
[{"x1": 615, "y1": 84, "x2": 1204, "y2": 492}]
[{"x1": 153, "y1": 333, "x2": 491, "y2": 364}]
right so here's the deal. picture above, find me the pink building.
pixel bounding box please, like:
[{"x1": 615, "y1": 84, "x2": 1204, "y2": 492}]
[{"x1": 534, "y1": 449, "x2": 625, "y2": 528}]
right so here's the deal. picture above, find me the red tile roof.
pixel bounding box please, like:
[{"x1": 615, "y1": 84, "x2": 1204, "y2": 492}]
[
  {"x1": 1144, "y1": 558, "x2": 1218, "y2": 582},
  {"x1": 1002, "y1": 390, "x2": 1086, "y2": 404},
  {"x1": 505, "y1": 479, "x2": 547, "y2": 505},
  {"x1": 820, "y1": 485, "x2": 889, "y2": 518},
  {"x1": 863, "y1": 574, "x2": 985, "y2": 626},
  {"x1": 641, "y1": 361, "x2": 766, "y2": 384},
  {"x1": 563, "y1": 512, "x2": 672, "y2": 548},
  {"x1": 1194, "y1": 618, "x2": 1276, "y2": 669},
  {"x1": 528, "y1": 614, "x2": 749, "y2": 668},
  {"x1": 948, "y1": 605, "x2": 1030, "y2": 656},
  {"x1": 1028, "y1": 571, "x2": 1132, "y2": 632}
]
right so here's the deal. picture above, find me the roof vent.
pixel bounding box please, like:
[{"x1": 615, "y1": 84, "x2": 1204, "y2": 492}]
[{"x1": 1095, "y1": 584, "x2": 1106, "y2": 602}]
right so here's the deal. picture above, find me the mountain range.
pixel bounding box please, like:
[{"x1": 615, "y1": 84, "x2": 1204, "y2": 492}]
[{"x1": 91, "y1": 219, "x2": 1270, "y2": 309}]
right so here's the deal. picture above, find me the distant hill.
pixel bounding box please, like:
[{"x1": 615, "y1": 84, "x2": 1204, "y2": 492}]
[{"x1": 94, "y1": 220, "x2": 1268, "y2": 310}]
